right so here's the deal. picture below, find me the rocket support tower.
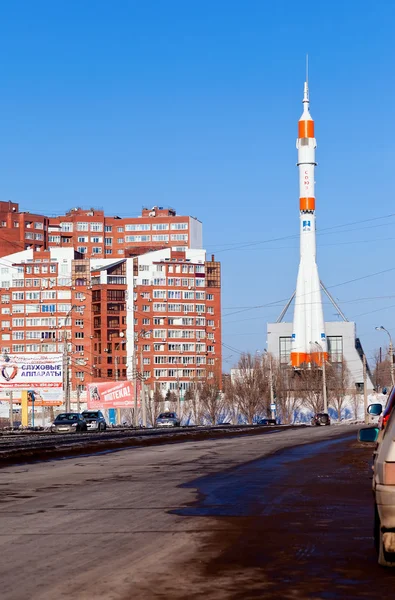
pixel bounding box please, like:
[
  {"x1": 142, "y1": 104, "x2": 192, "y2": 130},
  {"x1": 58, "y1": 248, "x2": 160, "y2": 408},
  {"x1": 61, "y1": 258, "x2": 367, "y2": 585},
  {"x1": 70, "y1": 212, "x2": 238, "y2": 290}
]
[{"x1": 290, "y1": 81, "x2": 328, "y2": 367}]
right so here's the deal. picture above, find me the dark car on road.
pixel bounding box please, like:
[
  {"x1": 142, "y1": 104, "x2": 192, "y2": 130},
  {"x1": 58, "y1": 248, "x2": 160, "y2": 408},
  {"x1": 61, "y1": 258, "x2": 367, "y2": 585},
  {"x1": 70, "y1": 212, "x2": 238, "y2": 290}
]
[
  {"x1": 81, "y1": 410, "x2": 107, "y2": 431},
  {"x1": 51, "y1": 413, "x2": 88, "y2": 433},
  {"x1": 156, "y1": 412, "x2": 181, "y2": 427},
  {"x1": 311, "y1": 412, "x2": 331, "y2": 426},
  {"x1": 257, "y1": 418, "x2": 277, "y2": 426}
]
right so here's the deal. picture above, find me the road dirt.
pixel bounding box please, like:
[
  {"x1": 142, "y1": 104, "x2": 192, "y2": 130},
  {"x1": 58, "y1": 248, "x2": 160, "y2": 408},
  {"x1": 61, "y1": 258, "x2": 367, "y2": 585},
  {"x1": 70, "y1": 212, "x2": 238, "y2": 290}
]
[{"x1": 1, "y1": 425, "x2": 391, "y2": 600}]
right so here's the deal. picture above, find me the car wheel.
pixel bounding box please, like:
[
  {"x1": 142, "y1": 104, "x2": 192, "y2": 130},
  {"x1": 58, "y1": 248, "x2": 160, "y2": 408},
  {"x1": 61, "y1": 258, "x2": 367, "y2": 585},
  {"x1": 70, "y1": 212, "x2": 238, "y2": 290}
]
[
  {"x1": 378, "y1": 519, "x2": 395, "y2": 567},
  {"x1": 98, "y1": 423, "x2": 102, "y2": 432}
]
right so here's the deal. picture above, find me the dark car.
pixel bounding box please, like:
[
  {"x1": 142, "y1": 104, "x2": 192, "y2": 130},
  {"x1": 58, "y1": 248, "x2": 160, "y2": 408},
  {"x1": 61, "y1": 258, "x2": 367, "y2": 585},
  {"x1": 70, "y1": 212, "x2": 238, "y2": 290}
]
[
  {"x1": 156, "y1": 412, "x2": 181, "y2": 427},
  {"x1": 257, "y1": 418, "x2": 277, "y2": 426},
  {"x1": 51, "y1": 413, "x2": 88, "y2": 433},
  {"x1": 81, "y1": 410, "x2": 107, "y2": 431},
  {"x1": 311, "y1": 412, "x2": 331, "y2": 426}
]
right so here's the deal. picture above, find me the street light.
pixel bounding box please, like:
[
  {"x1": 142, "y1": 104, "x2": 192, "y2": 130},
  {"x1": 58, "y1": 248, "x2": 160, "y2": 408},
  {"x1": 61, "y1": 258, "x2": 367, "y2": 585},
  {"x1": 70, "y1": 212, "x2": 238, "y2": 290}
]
[
  {"x1": 310, "y1": 341, "x2": 328, "y2": 413},
  {"x1": 133, "y1": 329, "x2": 152, "y2": 427},
  {"x1": 62, "y1": 304, "x2": 77, "y2": 412},
  {"x1": 263, "y1": 350, "x2": 276, "y2": 420},
  {"x1": 375, "y1": 326, "x2": 394, "y2": 387}
]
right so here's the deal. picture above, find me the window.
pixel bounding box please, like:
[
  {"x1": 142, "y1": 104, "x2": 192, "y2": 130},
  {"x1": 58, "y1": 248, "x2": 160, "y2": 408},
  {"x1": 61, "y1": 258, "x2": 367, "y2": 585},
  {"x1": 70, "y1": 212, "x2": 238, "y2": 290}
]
[
  {"x1": 75, "y1": 332, "x2": 84, "y2": 338},
  {"x1": 60, "y1": 222, "x2": 73, "y2": 232},
  {"x1": 48, "y1": 235, "x2": 61, "y2": 243},
  {"x1": 90, "y1": 222, "x2": 103, "y2": 232},
  {"x1": 38, "y1": 305, "x2": 53, "y2": 316},
  {"x1": 142, "y1": 305, "x2": 150, "y2": 312},
  {"x1": 117, "y1": 227, "x2": 124, "y2": 232},
  {"x1": 92, "y1": 247, "x2": 102, "y2": 254},
  {"x1": 77, "y1": 247, "x2": 87, "y2": 254},
  {"x1": 105, "y1": 225, "x2": 112, "y2": 232},
  {"x1": 171, "y1": 234, "x2": 188, "y2": 241},
  {"x1": 207, "y1": 307, "x2": 214, "y2": 314},
  {"x1": 125, "y1": 235, "x2": 151, "y2": 242},
  {"x1": 196, "y1": 292, "x2": 205, "y2": 299},
  {"x1": 117, "y1": 238, "x2": 124, "y2": 243},
  {"x1": 196, "y1": 304, "x2": 205, "y2": 313},
  {"x1": 143, "y1": 344, "x2": 150, "y2": 352},
  {"x1": 152, "y1": 223, "x2": 169, "y2": 230},
  {"x1": 12, "y1": 331, "x2": 24, "y2": 340},
  {"x1": 279, "y1": 336, "x2": 292, "y2": 364},
  {"x1": 118, "y1": 250, "x2": 124, "y2": 254},
  {"x1": 12, "y1": 345, "x2": 25, "y2": 352},
  {"x1": 77, "y1": 222, "x2": 89, "y2": 231},
  {"x1": 77, "y1": 236, "x2": 88, "y2": 243},
  {"x1": 75, "y1": 345, "x2": 84, "y2": 352},
  {"x1": 153, "y1": 290, "x2": 166, "y2": 299},
  {"x1": 1, "y1": 320, "x2": 10, "y2": 327},
  {"x1": 105, "y1": 249, "x2": 112, "y2": 255},
  {"x1": 171, "y1": 223, "x2": 188, "y2": 230},
  {"x1": 105, "y1": 238, "x2": 112, "y2": 245},
  {"x1": 142, "y1": 318, "x2": 150, "y2": 325},
  {"x1": 13, "y1": 221, "x2": 19, "y2": 228},
  {"x1": 91, "y1": 236, "x2": 103, "y2": 243},
  {"x1": 125, "y1": 224, "x2": 150, "y2": 231},
  {"x1": 153, "y1": 277, "x2": 166, "y2": 285},
  {"x1": 327, "y1": 336, "x2": 343, "y2": 363},
  {"x1": 154, "y1": 329, "x2": 167, "y2": 338},
  {"x1": 12, "y1": 318, "x2": 24, "y2": 327},
  {"x1": 207, "y1": 293, "x2": 214, "y2": 300},
  {"x1": 12, "y1": 292, "x2": 24, "y2": 300},
  {"x1": 152, "y1": 235, "x2": 169, "y2": 242}
]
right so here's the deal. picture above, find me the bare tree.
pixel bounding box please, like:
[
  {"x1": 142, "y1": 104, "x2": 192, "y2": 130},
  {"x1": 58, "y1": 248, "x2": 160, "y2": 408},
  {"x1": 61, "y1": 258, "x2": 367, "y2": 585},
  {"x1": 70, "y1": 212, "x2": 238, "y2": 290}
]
[
  {"x1": 146, "y1": 387, "x2": 164, "y2": 427},
  {"x1": 373, "y1": 347, "x2": 392, "y2": 391},
  {"x1": 295, "y1": 365, "x2": 324, "y2": 414},
  {"x1": 183, "y1": 380, "x2": 205, "y2": 425},
  {"x1": 349, "y1": 389, "x2": 361, "y2": 421},
  {"x1": 199, "y1": 380, "x2": 224, "y2": 425},
  {"x1": 227, "y1": 353, "x2": 270, "y2": 424},
  {"x1": 327, "y1": 359, "x2": 350, "y2": 420},
  {"x1": 272, "y1": 363, "x2": 304, "y2": 424}
]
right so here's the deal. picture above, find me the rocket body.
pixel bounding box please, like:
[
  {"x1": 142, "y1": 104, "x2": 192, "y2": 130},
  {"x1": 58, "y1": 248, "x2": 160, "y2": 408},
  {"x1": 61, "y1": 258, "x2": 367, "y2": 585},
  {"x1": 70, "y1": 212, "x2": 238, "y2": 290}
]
[{"x1": 290, "y1": 83, "x2": 327, "y2": 367}]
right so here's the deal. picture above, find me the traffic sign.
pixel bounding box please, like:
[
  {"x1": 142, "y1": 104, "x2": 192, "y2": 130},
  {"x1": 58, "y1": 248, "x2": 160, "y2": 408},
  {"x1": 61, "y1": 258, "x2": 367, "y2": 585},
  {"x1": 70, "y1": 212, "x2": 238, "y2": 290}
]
[{"x1": 270, "y1": 403, "x2": 276, "y2": 410}]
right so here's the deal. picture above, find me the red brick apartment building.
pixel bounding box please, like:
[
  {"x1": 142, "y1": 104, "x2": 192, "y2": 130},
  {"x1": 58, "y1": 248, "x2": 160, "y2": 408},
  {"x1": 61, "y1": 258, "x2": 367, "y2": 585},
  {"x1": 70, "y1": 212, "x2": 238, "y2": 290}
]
[{"x1": 0, "y1": 202, "x2": 221, "y2": 403}]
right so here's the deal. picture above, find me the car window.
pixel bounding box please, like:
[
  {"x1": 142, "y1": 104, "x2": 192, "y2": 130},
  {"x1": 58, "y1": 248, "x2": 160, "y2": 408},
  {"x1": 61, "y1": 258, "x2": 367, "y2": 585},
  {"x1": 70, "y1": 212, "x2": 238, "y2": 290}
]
[
  {"x1": 82, "y1": 412, "x2": 99, "y2": 419},
  {"x1": 56, "y1": 414, "x2": 78, "y2": 421}
]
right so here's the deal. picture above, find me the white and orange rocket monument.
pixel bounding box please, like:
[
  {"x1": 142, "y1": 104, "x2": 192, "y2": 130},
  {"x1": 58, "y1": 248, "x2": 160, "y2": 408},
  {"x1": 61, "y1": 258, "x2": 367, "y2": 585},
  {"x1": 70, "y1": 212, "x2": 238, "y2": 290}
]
[{"x1": 290, "y1": 79, "x2": 328, "y2": 368}]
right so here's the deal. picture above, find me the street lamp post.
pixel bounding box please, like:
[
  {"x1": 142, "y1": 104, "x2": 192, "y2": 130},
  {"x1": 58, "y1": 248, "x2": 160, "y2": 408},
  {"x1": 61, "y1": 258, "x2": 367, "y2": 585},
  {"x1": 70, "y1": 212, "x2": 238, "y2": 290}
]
[
  {"x1": 62, "y1": 305, "x2": 77, "y2": 412},
  {"x1": 311, "y1": 341, "x2": 328, "y2": 413},
  {"x1": 375, "y1": 326, "x2": 394, "y2": 388}
]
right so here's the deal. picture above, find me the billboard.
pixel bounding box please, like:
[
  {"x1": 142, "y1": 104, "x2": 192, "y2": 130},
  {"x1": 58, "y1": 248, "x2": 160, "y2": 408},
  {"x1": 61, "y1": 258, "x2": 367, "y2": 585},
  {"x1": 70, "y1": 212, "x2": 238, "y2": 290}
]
[
  {"x1": 87, "y1": 381, "x2": 139, "y2": 409},
  {"x1": 0, "y1": 354, "x2": 63, "y2": 390}
]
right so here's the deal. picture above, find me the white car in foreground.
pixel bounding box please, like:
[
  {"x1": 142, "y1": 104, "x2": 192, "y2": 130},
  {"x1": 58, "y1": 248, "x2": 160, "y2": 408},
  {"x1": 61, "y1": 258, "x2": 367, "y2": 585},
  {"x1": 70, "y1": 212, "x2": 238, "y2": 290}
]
[{"x1": 359, "y1": 403, "x2": 395, "y2": 566}]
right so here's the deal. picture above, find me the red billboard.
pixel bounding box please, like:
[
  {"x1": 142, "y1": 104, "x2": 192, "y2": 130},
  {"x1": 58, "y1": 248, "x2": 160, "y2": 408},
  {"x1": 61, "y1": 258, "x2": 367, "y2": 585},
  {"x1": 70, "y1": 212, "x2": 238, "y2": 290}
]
[{"x1": 87, "y1": 381, "x2": 140, "y2": 409}]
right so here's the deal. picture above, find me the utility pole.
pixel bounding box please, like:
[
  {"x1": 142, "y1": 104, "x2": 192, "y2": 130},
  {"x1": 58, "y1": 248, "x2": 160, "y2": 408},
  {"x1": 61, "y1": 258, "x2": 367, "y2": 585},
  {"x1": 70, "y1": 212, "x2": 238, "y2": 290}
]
[
  {"x1": 76, "y1": 386, "x2": 81, "y2": 414},
  {"x1": 375, "y1": 326, "x2": 394, "y2": 388},
  {"x1": 115, "y1": 355, "x2": 121, "y2": 425},
  {"x1": 177, "y1": 371, "x2": 181, "y2": 418},
  {"x1": 9, "y1": 390, "x2": 14, "y2": 429},
  {"x1": 140, "y1": 344, "x2": 147, "y2": 427},
  {"x1": 322, "y1": 349, "x2": 328, "y2": 414},
  {"x1": 63, "y1": 305, "x2": 76, "y2": 412},
  {"x1": 363, "y1": 354, "x2": 368, "y2": 424},
  {"x1": 133, "y1": 347, "x2": 138, "y2": 427},
  {"x1": 268, "y1": 356, "x2": 275, "y2": 420}
]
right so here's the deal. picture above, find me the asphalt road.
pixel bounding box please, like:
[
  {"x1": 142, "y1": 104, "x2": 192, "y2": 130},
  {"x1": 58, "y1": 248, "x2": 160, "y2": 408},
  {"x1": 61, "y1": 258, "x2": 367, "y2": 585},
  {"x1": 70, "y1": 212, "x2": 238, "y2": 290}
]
[{"x1": 1, "y1": 424, "x2": 393, "y2": 600}]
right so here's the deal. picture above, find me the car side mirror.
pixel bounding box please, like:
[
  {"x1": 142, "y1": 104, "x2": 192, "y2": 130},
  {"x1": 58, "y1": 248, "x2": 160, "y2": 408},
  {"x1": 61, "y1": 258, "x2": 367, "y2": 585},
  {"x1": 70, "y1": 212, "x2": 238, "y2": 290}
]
[
  {"x1": 367, "y1": 403, "x2": 383, "y2": 416},
  {"x1": 358, "y1": 427, "x2": 380, "y2": 444}
]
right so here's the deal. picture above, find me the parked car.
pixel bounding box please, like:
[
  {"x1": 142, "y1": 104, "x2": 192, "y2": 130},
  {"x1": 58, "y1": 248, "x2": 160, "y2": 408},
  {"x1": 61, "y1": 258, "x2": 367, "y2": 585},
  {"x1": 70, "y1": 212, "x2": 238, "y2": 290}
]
[
  {"x1": 257, "y1": 418, "x2": 277, "y2": 426},
  {"x1": 81, "y1": 410, "x2": 107, "y2": 431},
  {"x1": 51, "y1": 413, "x2": 88, "y2": 433},
  {"x1": 156, "y1": 412, "x2": 181, "y2": 427},
  {"x1": 311, "y1": 413, "x2": 331, "y2": 426},
  {"x1": 358, "y1": 407, "x2": 395, "y2": 566}
]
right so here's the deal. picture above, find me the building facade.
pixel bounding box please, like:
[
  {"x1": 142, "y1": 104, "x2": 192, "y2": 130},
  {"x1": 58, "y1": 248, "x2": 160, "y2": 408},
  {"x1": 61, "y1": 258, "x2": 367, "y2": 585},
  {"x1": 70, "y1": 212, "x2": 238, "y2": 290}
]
[
  {"x1": 0, "y1": 205, "x2": 221, "y2": 405},
  {"x1": 0, "y1": 202, "x2": 202, "y2": 259}
]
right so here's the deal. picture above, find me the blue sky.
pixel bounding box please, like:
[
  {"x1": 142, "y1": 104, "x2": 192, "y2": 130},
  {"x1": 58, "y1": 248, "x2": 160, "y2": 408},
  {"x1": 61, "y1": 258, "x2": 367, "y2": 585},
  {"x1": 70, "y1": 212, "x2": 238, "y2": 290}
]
[{"x1": 0, "y1": 0, "x2": 395, "y2": 370}]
